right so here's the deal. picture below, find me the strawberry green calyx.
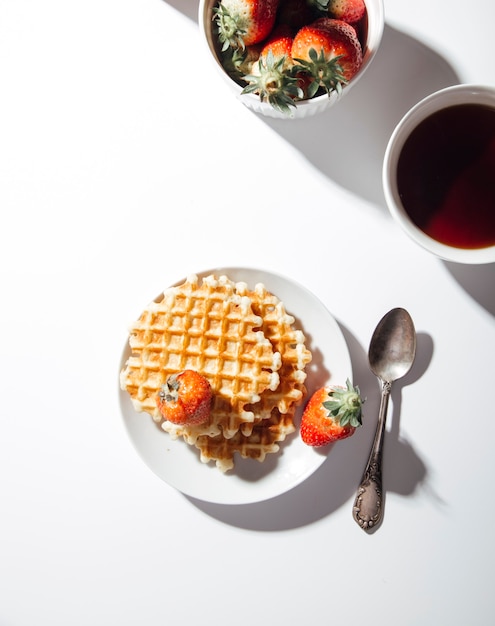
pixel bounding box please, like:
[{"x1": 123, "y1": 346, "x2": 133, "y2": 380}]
[
  {"x1": 323, "y1": 378, "x2": 363, "y2": 428},
  {"x1": 213, "y1": 4, "x2": 248, "y2": 51},
  {"x1": 293, "y1": 48, "x2": 347, "y2": 98},
  {"x1": 241, "y1": 50, "x2": 303, "y2": 116},
  {"x1": 221, "y1": 47, "x2": 259, "y2": 82},
  {"x1": 309, "y1": 0, "x2": 330, "y2": 11}
]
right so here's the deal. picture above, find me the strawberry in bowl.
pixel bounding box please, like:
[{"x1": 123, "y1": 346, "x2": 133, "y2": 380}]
[
  {"x1": 199, "y1": 0, "x2": 384, "y2": 119},
  {"x1": 214, "y1": 0, "x2": 281, "y2": 50}
]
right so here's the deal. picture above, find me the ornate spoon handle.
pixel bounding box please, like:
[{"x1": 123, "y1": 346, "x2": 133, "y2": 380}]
[{"x1": 353, "y1": 381, "x2": 391, "y2": 531}]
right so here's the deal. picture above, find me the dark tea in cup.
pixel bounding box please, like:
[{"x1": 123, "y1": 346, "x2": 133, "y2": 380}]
[
  {"x1": 396, "y1": 103, "x2": 495, "y2": 249},
  {"x1": 383, "y1": 85, "x2": 495, "y2": 264}
]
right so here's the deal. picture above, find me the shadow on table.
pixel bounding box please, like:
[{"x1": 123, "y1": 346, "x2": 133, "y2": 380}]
[
  {"x1": 260, "y1": 23, "x2": 461, "y2": 209},
  {"x1": 164, "y1": 0, "x2": 199, "y2": 22},
  {"x1": 160, "y1": 5, "x2": 461, "y2": 211},
  {"x1": 187, "y1": 324, "x2": 433, "y2": 531},
  {"x1": 160, "y1": 3, "x2": 469, "y2": 524},
  {"x1": 443, "y1": 261, "x2": 495, "y2": 317}
]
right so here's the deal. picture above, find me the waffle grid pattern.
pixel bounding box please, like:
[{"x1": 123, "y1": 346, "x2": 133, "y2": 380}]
[
  {"x1": 120, "y1": 274, "x2": 312, "y2": 471},
  {"x1": 121, "y1": 275, "x2": 281, "y2": 436}
]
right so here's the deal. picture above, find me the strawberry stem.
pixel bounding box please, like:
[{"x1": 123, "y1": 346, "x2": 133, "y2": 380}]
[
  {"x1": 241, "y1": 50, "x2": 303, "y2": 116},
  {"x1": 213, "y1": 4, "x2": 247, "y2": 51},
  {"x1": 293, "y1": 48, "x2": 348, "y2": 98},
  {"x1": 323, "y1": 378, "x2": 363, "y2": 428},
  {"x1": 309, "y1": 0, "x2": 330, "y2": 11}
]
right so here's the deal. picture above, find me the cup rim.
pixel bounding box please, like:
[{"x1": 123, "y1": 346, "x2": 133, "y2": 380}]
[{"x1": 383, "y1": 83, "x2": 495, "y2": 264}]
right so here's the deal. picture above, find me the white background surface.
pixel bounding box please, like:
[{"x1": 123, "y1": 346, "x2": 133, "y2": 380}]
[{"x1": 1, "y1": 1, "x2": 494, "y2": 625}]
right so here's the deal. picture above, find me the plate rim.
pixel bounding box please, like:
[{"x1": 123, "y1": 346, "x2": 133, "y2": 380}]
[{"x1": 118, "y1": 266, "x2": 353, "y2": 505}]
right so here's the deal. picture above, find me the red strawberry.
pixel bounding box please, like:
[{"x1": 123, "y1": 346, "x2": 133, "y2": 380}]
[
  {"x1": 214, "y1": 0, "x2": 280, "y2": 50},
  {"x1": 300, "y1": 379, "x2": 363, "y2": 446},
  {"x1": 241, "y1": 25, "x2": 303, "y2": 115},
  {"x1": 156, "y1": 370, "x2": 212, "y2": 426},
  {"x1": 259, "y1": 24, "x2": 293, "y2": 62},
  {"x1": 291, "y1": 17, "x2": 363, "y2": 96},
  {"x1": 327, "y1": 0, "x2": 366, "y2": 25},
  {"x1": 306, "y1": 0, "x2": 366, "y2": 23}
]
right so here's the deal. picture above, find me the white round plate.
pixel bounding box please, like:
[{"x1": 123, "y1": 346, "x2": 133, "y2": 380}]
[{"x1": 118, "y1": 267, "x2": 352, "y2": 505}]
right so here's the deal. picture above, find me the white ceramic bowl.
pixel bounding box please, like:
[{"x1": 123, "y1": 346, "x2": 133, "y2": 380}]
[
  {"x1": 383, "y1": 84, "x2": 495, "y2": 264},
  {"x1": 198, "y1": 0, "x2": 384, "y2": 120}
]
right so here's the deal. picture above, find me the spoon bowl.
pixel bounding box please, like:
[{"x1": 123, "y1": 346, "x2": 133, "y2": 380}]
[
  {"x1": 353, "y1": 308, "x2": 416, "y2": 531},
  {"x1": 369, "y1": 308, "x2": 417, "y2": 383}
]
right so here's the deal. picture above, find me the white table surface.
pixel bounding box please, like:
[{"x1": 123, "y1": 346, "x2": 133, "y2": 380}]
[{"x1": 1, "y1": 1, "x2": 494, "y2": 624}]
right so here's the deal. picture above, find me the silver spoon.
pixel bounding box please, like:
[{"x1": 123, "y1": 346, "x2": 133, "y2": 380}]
[{"x1": 352, "y1": 307, "x2": 416, "y2": 531}]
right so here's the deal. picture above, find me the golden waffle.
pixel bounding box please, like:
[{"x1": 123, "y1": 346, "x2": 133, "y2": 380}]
[
  {"x1": 178, "y1": 278, "x2": 312, "y2": 470},
  {"x1": 120, "y1": 274, "x2": 282, "y2": 440},
  {"x1": 121, "y1": 272, "x2": 313, "y2": 472},
  {"x1": 238, "y1": 281, "x2": 312, "y2": 433},
  {"x1": 194, "y1": 410, "x2": 296, "y2": 472}
]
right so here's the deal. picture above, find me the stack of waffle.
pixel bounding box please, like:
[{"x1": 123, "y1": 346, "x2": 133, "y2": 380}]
[{"x1": 120, "y1": 274, "x2": 312, "y2": 471}]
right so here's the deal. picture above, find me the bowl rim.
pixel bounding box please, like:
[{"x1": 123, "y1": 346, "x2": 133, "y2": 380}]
[
  {"x1": 382, "y1": 83, "x2": 495, "y2": 264},
  {"x1": 198, "y1": 0, "x2": 385, "y2": 116}
]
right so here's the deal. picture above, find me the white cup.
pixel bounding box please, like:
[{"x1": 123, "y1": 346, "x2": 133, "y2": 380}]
[{"x1": 383, "y1": 84, "x2": 495, "y2": 264}]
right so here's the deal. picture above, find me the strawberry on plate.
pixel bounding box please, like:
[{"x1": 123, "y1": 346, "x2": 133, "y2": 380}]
[
  {"x1": 300, "y1": 379, "x2": 363, "y2": 446},
  {"x1": 214, "y1": 0, "x2": 280, "y2": 50},
  {"x1": 157, "y1": 370, "x2": 212, "y2": 426},
  {"x1": 291, "y1": 17, "x2": 363, "y2": 97}
]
